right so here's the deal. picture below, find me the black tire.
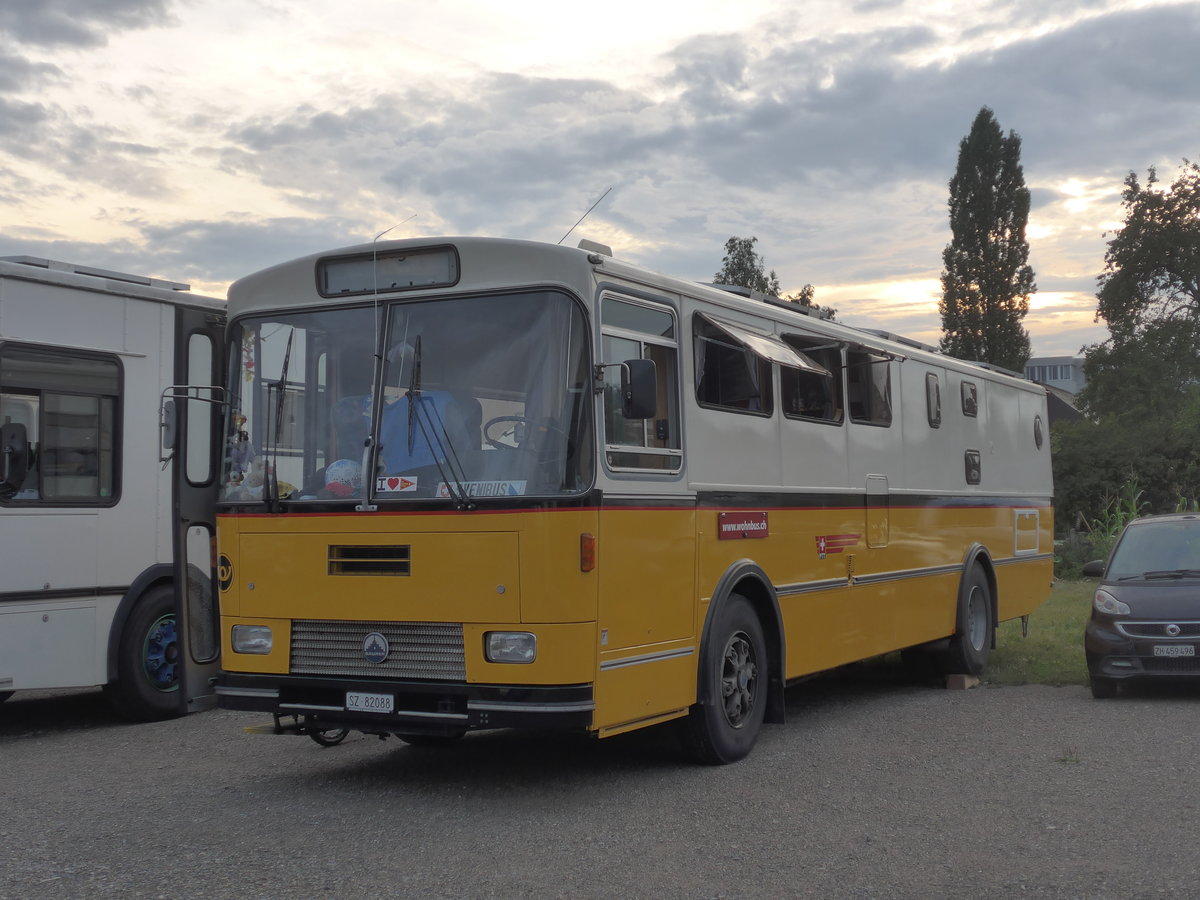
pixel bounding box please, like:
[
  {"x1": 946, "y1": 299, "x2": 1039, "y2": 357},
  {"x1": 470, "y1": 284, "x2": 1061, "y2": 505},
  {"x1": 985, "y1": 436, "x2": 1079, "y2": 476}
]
[
  {"x1": 1089, "y1": 674, "x2": 1118, "y2": 699},
  {"x1": 103, "y1": 585, "x2": 182, "y2": 722},
  {"x1": 680, "y1": 594, "x2": 767, "y2": 765},
  {"x1": 940, "y1": 566, "x2": 993, "y2": 676},
  {"x1": 0, "y1": 691, "x2": 13, "y2": 704},
  {"x1": 308, "y1": 725, "x2": 350, "y2": 746},
  {"x1": 396, "y1": 730, "x2": 467, "y2": 747}
]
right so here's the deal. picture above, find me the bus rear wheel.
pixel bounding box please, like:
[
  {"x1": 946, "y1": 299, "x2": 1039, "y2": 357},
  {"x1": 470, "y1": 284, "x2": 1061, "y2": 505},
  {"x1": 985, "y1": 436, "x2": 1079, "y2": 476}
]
[
  {"x1": 680, "y1": 594, "x2": 766, "y2": 765},
  {"x1": 940, "y1": 566, "x2": 993, "y2": 676},
  {"x1": 104, "y1": 585, "x2": 181, "y2": 721}
]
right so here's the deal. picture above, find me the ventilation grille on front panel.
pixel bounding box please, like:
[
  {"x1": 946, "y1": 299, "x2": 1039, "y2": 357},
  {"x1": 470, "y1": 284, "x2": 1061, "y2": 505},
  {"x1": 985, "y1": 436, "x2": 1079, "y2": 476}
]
[
  {"x1": 328, "y1": 545, "x2": 411, "y2": 576},
  {"x1": 290, "y1": 620, "x2": 465, "y2": 680}
]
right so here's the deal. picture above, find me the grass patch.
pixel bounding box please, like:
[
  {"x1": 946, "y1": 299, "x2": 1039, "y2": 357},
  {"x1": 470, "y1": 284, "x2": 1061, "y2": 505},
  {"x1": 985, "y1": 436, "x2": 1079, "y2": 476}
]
[{"x1": 986, "y1": 579, "x2": 1093, "y2": 686}]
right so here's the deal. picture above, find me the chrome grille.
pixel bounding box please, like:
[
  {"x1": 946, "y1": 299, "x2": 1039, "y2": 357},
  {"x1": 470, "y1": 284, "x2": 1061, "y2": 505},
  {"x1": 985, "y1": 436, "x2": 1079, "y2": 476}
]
[
  {"x1": 1117, "y1": 621, "x2": 1200, "y2": 638},
  {"x1": 290, "y1": 620, "x2": 465, "y2": 681}
]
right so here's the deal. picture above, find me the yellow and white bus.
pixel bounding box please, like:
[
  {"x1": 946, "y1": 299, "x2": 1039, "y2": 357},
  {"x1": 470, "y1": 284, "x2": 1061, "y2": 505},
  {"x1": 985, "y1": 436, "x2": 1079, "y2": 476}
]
[{"x1": 214, "y1": 236, "x2": 1053, "y2": 763}]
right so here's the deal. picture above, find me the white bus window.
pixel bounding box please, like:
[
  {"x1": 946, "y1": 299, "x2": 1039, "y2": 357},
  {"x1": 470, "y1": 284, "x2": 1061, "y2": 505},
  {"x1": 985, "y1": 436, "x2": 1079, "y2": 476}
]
[
  {"x1": 847, "y1": 350, "x2": 892, "y2": 426},
  {"x1": 601, "y1": 297, "x2": 681, "y2": 472},
  {"x1": 961, "y1": 380, "x2": 978, "y2": 417},
  {"x1": 926, "y1": 372, "x2": 942, "y2": 428},
  {"x1": 694, "y1": 315, "x2": 773, "y2": 415},
  {"x1": 0, "y1": 345, "x2": 120, "y2": 503},
  {"x1": 781, "y1": 336, "x2": 843, "y2": 424}
]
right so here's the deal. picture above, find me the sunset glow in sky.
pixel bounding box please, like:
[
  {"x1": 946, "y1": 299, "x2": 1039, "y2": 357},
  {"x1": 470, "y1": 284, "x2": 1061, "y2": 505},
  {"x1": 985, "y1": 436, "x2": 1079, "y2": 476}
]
[{"x1": 3, "y1": 0, "x2": 1198, "y2": 357}]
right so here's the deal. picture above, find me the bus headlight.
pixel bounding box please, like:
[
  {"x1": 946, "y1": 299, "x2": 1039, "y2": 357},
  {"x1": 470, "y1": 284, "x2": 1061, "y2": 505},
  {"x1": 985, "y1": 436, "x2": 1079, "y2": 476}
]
[
  {"x1": 485, "y1": 631, "x2": 536, "y2": 664},
  {"x1": 232, "y1": 624, "x2": 273, "y2": 654}
]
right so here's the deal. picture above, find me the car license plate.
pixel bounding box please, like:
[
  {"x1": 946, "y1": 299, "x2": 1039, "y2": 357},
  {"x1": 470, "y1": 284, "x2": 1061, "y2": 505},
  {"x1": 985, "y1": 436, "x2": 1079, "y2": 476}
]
[
  {"x1": 346, "y1": 691, "x2": 394, "y2": 713},
  {"x1": 1153, "y1": 644, "x2": 1196, "y2": 657}
]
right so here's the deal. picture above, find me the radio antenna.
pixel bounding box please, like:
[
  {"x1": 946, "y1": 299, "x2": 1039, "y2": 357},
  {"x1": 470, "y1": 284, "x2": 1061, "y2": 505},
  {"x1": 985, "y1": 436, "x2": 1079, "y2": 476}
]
[{"x1": 558, "y1": 186, "x2": 613, "y2": 245}]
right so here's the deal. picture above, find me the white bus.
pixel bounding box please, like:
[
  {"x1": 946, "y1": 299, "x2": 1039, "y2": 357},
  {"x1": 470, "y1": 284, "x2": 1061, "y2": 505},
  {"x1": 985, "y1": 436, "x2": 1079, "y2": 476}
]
[
  {"x1": 213, "y1": 236, "x2": 1053, "y2": 762},
  {"x1": 0, "y1": 256, "x2": 225, "y2": 719}
]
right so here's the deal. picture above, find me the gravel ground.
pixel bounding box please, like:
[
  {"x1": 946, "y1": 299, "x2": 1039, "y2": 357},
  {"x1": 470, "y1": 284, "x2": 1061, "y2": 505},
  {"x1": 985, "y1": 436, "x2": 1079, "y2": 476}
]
[{"x1": 2, "y1": 669, "x2": 1197, "y2": 899}]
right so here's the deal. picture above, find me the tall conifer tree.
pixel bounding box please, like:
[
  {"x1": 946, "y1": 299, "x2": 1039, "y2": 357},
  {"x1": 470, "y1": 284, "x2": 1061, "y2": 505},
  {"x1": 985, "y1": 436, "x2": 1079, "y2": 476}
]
[{"x1": 938, "y1": 107, "x2": 1036, "y2": 372}]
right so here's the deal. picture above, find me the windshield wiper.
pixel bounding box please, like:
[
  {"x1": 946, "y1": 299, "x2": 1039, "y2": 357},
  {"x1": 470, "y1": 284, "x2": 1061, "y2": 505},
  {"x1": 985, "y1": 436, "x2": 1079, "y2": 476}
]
[
  {"x1": 402, "y1": 337, "x2": 474, "y2": 509},
  {"x1": 1143, "y1": 569, "x2": 1200, "y2": 580},
  {"x1": 265, "y1": 328, "x2": 294, "y2": 511}
]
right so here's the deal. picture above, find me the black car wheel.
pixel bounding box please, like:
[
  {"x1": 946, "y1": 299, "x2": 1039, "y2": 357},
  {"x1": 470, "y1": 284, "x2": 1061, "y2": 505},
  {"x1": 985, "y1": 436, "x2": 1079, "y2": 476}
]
[{"x1": 1089, "y1": 674, "x2": 1118, "y2": 699}]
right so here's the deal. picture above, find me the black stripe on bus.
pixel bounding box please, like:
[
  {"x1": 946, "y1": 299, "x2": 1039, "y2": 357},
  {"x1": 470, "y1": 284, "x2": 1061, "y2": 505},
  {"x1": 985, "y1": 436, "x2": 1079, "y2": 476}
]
[{"x1": 0, "y1": 585, "x2": 130, "y2": 604}]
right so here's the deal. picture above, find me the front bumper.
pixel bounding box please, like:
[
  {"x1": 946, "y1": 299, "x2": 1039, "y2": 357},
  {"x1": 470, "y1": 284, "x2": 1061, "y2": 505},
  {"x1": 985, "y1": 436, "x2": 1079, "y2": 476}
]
[
  {"x1": 1084, "y1": 619, "x2": 1200, "y2": 681},
  {"x1": 217, "y1": 672, "x2": 594, "y2": 733}
]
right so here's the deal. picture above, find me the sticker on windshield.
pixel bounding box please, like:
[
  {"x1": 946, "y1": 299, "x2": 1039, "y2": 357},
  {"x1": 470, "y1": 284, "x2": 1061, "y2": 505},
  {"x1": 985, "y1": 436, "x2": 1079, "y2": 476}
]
[
  {"x1": 376, "y1": 475, "x2": 419, "y2": 493},
  {"x1": 437, "y1": 480, "x2": 527, "y2": 498}
]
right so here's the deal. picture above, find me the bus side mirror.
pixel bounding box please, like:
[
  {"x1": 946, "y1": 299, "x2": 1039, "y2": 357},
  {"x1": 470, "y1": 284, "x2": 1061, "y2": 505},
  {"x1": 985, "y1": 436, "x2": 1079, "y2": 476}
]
[
  {"x1": 1, "y1": 421, "x2": 29, "y2": 494},
  {"x1": 621, "y1": 359, "x2": 657, "y2": 419}
]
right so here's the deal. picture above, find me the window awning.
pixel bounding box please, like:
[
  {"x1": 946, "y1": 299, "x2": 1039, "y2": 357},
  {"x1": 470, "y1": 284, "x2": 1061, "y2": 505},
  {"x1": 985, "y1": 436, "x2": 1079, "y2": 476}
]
[{"x1": 699, "y1": 314, "x2": 831, "y2": 376}]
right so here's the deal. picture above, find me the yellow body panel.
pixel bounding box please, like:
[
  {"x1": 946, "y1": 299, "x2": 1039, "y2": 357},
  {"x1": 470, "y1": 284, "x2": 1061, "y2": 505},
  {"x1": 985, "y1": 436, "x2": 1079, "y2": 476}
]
[{"x1": 218, "y1": 498, "x2": 1052, "y2": 729}]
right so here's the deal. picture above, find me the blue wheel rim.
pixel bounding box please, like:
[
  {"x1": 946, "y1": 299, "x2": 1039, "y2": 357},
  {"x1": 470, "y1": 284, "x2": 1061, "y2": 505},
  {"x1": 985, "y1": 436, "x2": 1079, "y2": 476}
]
[{"x1": 142, "y1": 613, "x2": 180, "y2": 693}]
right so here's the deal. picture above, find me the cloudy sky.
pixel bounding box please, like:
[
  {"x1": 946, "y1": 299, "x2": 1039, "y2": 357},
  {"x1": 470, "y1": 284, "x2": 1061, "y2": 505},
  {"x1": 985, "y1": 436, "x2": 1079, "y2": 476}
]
[{"x1": 2, "y1": 0, "x2": 1197, "y2": 357}]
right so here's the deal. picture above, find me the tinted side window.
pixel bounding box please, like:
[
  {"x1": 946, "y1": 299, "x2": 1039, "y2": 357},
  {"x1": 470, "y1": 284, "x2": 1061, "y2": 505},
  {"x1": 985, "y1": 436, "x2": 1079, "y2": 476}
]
[
  {"x1": 0, "y1": 344, "x2": 121, "y2": 504},
  {"x1": 694, "y1": 315, "x2": 773, "y2": 415},
  {"x1": 781, "y1": 337, "x2": 843, "y2": 424},
  {"x1": 846, "y1": 350, "x2": 892, "y2": 426}
]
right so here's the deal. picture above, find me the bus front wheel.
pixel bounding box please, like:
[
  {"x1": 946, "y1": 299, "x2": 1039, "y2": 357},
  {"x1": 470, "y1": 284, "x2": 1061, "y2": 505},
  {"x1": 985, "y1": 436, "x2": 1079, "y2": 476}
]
[
  {"x1": 680, "y1": 594, "x2": 767, "y2": 765},
  {"x1": 104, "y1": 585, "x2": 182, "y2": 721}
]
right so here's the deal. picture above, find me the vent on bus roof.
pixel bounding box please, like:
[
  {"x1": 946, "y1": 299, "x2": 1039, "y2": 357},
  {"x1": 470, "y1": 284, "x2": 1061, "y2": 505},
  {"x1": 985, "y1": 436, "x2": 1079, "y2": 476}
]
[{"x1": 328, "y1": 545, "x2": 411, "y2": 576}]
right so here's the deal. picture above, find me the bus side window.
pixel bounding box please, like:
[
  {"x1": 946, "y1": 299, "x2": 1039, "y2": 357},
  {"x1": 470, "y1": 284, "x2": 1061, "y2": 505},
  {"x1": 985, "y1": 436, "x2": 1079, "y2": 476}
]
[
  {"x1": 600, "y1": 296, "x2": 681, "y2": 472},
  {"x1": 693, "y1": 316, "x2": 773, "y2": 414},
  {"x1": 847, "y1": 349, "x2": 892, "y2": 426},
  {"x1": 0, "y1": 344, "x2": 121, "y2": 503},
  {"x1": 780, "y1": 337, "x2": 843, "y2": 424}
]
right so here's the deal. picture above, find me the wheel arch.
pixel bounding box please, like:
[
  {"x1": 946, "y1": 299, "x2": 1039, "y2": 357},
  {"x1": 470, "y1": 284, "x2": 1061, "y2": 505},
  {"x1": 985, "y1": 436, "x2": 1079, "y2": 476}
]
[
  {"x1": 698, "y1": 559, "x2": 786, "y2": 725},
  {"x1": 105, "y1": 564, "x2": 174, "y2": 683}
]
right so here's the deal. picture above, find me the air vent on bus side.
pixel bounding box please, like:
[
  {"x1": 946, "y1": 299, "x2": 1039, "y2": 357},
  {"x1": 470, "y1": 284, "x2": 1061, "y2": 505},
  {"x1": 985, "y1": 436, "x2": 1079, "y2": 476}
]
[{"x1": 328, "y1": 545, "x2": 411, "y2": 576}]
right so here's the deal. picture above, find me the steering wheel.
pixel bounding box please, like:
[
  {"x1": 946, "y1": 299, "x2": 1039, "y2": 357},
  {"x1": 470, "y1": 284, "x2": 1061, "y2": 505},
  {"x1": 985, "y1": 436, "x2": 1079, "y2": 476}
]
[
  {"x1": 480, "y1": 415, "x2": 568, "y2": 460},
  {"x1": 484, "y1": 415, "x2": 530, "y2": 450}
]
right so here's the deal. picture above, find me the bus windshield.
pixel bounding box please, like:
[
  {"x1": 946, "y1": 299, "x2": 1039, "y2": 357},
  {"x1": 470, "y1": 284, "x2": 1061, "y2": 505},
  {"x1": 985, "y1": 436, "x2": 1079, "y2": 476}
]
[{"x1": 220, "y1": 290, "x2": 594, "y2": 504}]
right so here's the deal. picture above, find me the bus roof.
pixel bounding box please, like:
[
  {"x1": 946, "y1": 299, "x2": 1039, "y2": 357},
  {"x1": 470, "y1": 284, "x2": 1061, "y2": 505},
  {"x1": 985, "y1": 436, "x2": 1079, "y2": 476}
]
[
  {"x1": 226, "y1": 235, "x2": 1039, "y2": 391},
  {"x1": 0, "y1": 255, "x2": 225, "y2": 312}
]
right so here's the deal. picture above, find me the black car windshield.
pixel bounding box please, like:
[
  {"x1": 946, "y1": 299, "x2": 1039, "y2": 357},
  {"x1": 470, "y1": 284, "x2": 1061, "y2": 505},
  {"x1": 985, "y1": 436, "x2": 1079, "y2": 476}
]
[
  {"x1": 1108, "y1": 519, "x2": 1200, "y2": 581},
  {"x1": 219, "y1": 290, "x2": 593, "y2": 503}
]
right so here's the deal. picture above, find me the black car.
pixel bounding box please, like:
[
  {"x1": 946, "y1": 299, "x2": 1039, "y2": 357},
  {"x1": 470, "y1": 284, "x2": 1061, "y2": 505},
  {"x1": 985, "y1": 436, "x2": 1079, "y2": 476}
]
[{"x1": 1083, "y1": 514, "x2": 1200, "y2": 698}]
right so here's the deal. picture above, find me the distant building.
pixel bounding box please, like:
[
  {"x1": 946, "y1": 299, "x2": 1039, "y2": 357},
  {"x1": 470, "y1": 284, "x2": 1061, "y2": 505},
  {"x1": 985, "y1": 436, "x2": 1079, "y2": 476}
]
[
  {"x1": 1025, "y1": 356, "x2": 1086, "y2": 396},
  {"x1": 1025, "y1": 356, "x2": 1085, "y2": 425}
]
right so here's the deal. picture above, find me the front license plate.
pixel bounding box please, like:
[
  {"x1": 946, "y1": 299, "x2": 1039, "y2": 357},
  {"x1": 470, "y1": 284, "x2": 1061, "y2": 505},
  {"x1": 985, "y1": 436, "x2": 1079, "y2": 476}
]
[
  {"x1": 1153, "y1": 644, "x2": 1196, "y2": 658},
  {"x1": 346, "y1": 691, "x2": 395, "y2": 713}
]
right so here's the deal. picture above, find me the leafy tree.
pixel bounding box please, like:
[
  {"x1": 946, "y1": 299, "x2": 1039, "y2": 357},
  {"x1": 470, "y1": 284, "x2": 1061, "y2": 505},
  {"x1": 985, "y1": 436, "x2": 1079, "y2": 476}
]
[
  {"x1": 713, "y1": 236, "x2": 781, "y2": 296},
  {"x1": 1053, "y1": 160, "x2": 1200, "y2": 529},
  {"x1": 1095, "y1": 161, "x2": 1200, "y2": 341},
  {"x1": 938, "y1": 107, "x2": 1036, "y2": 372},
  {"x1": 786, "y1": 283, "x2": 816, "y2": 306},
  {"x1": 783, "y1": 283, "x2": 838, "y2": 320}
]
